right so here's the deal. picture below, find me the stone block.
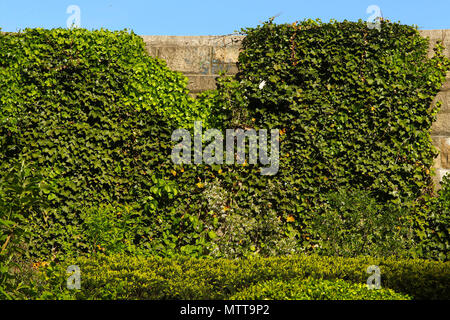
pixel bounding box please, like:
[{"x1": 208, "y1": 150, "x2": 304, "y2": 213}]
[
  {"x1": 441, "y1": 75, "x2": 450, "y2": 91},
  {"x1": 431, "y1": 135, "x2": 442, "y2": 169},
  {"x1": 437, "y1": 137, "x2": 450, "y2": 169},
  {"x1": 432, "y1": 113, "x2": 450, "y2": 136},
  {"x1": 145, "y1": 45, "x2": 159, "y2": 59},
  {"x1": 419, "y1": 30, "x2": 443, "y2": 40},
  {"x1": 211, "y1": 61, "x2": 239, "y2": 75},
  {"x1": 211, "y1": 46, "x2": 240, "y2": 75},
  {"x1": 156, "y1": 46, "x2": 212, "y2": 74},
  {"x1": 212, "y1": 46, "x2": 241, "y2": 64},
  {"x1": 419, "y1": 30, "x2": 444, "y2": 58},
  {"x1": 443, "y1": 30, "x2": 450, "y2": 58},
  {"x1": 186, "y1": 75, "x2": 218, "y2": 93},
  {"x1": 433, "y1": 168, "x2": 450, "y2": 188},
  {"x1": 433, "y1": 87, "x2": 450, "y2": 113}
]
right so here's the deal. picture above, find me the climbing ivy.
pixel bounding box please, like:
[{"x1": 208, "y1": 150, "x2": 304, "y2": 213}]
[
  {"x1": 187, "y1": 19, "x2": 450, "y2": 258},
  {"x1": 0, "y1": 28, "x2": 200, "y2": 257},
  {"x1": 0, "y1": 20, "x2": 448, "y2": 261}
]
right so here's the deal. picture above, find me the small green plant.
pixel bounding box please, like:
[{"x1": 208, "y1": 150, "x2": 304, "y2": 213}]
[
  {"x1": 0, "y1": 160, "x2": 47, "y2": 299},
  {"x1": 0, "y1": 28, "x2": 198, "y2": 259},
  {"x1": 310, "y1": 188, "x2": 416, "y2": 258},
  {"x1": 181, "y1": 179, "x2": 300, "y2": 258},
  {"x1": 433, "y1": 174, "x2": 450, "y2": 258},
  {"x1": 80, "y1": 203, "x2": 144, "y2": 255},
  {"x1": 418, "y1": 174, "x2": 450, "y2": 260}
]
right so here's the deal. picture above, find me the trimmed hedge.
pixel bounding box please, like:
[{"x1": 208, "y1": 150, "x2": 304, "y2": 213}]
[
  {"x1": 230, "y1": 278, "x2": 411, "y2": 300},
  {"x1": 31, "y1": 254, "x2": 449, "y2": 300}
]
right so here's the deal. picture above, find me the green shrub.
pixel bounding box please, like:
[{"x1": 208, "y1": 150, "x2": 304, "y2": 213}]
[
  {"x1": 30, "y1": 254, "x2": 449, "y2": 300},
  {"x1": 0, "y1": 160, "x2": 47, "y2": 299},
  {"x1": 141, "y1": 19, "x2": 450, "y2": 260},
  {"x1": 310, "y1": 188, "x2": 416, "y2": 258},
  {"x1": 433, "y1": 174, "x2": 450, "y2": 257},
  {"x1": 197, "y1": 179, "x2": 300, "y2": 258},
  {"x1": 176, "y1": 19, "x2": 450, "y2": 259},
  {"x1": 230, "y1": 277, "x2": 411, "y2": 300},
  {"x1": 418, "y1": 174, "x2": 450, "y2": 260},
  {"x1": 1, "y1": 20, "x2": 449, "y2": 264},
  {"x1": 79, "y1": 203, "x2": 144, "y2": 255},
  {"x1": 0, "y1": 28, "x2": 204, "y2": 258},
  {"x1": 234, "y1": 18, "x2": 449, "y2": 198}
]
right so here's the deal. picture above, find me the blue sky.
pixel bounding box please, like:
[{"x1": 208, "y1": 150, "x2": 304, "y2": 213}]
[{"x1": 0, "y1": 0, "x2": 449, "y2": 35}]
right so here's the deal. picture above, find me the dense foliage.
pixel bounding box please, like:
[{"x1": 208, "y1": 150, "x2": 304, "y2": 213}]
[
  {"x1": 0, "y1": 28, "x2": 205, "y2": 258},
  {"x1": 0, "y1": 19, "x2": 449, "y2": 299},
  {"x1": 171, "y1": 19, "x2": 450, "y2": 260},
  {"x1": 234, "y1": 19, "x2": 447, "y2": 201},
  {"x1": 27, "y1": 254, "x2": 448, "y2": 300},
  {"x1": 420, "y1": 174, "x2": 450, "y2": 259},
  {"x1": 230, "y1": 278, "x2": 411, "y2": 300},
  {"x1": 310, "y1": 188, "x2": 417, "y2": 257},
  {"x1": 0, "y1": 161, "x2": 47, "y2": 298}
]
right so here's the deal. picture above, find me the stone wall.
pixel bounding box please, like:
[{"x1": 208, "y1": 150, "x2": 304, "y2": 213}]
[
  {"x1": 142, "y1": 31, "x2": 450, "y2": 187},
  {"x1": 141, "y1": 35, "x2": 243, "y2": 94},
  {"x1": 422, "y1": 30, "x2": 450, "y2": 187}
]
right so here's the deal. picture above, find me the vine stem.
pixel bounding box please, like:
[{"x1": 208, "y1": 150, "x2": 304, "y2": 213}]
[{"x1": 1, "y1": 234, "x2": 13, "y2": 253}]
